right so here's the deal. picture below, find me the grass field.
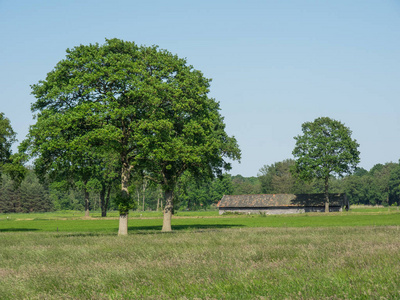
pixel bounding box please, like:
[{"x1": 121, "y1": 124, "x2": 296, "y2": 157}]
[
  {"x1": 1, "y1": 209, "x2": 400, "y2": 233},
  {"x1": 1, "y1": 207, "x2": 400, "y2": 299}
]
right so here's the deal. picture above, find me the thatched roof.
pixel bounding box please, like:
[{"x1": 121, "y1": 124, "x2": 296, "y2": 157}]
[{"x1": 218, "y1": 193, "x2": 346, "y2": 208}]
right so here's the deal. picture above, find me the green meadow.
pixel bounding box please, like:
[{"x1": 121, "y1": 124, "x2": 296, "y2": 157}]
[
  {"x1": 1, "y1": 208, "x2": 400, "y2": 299},
  {"x1": 1, "y1": 209, "x2": 400, "y2": 233}
]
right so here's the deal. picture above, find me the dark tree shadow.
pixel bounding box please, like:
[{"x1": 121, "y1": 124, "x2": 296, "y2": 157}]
[
  {"x1": 0, "y1": 224, "x2": 242, "y2": 236},
  {"x1": 290, "y1": 193, "x2": 344, "y2": 206},
  {"x1": 54, "y1": 232, "x2": 116, "y2": 238},
  {"x1": 128, "y1": 223, "x2": 243, "y2": 233},
  {"x1": 0, "y1": 228, "x2": 39, "y2": 232}
]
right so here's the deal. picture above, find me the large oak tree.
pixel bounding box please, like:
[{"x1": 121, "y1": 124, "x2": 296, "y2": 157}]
[
  {"x1": 28, "y1": 38, "x2": 240, "y2": 234},
  {"x1": 292, "y1": 117, "x2": 360, "y2": 212}
]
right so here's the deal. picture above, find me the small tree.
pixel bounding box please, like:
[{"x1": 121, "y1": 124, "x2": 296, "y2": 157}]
[
  {"x1": 292, "y1": 117, "x2": 360, "y2": 212},
  {"x1": 0, "y1": 113, "x2": 16, "y2": 178},
  {"x1": 0, "y1": 113, "x2": 26, "y2": 186}
]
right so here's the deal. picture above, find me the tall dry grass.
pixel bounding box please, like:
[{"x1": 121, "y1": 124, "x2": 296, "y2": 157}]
[{"x1": 1, "y1": 226, "x2": 399, "y2": 299}]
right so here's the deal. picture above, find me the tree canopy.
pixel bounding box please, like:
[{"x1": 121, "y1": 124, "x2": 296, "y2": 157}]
[
  {"x1": 0, "y1": 113, "x2": 16, "y2": 178},
  {"x1": 258, "y1": 159, "x2": 313, "y2": 194},
  {"x1": 26, "y1": 38, "x2": 240, "y2": 233},
  {"x1": 292, "y1": 117, "x2": 360, "y2": 211}
]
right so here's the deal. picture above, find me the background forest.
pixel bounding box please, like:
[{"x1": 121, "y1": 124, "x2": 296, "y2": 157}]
[{"x1": 1, "y1": 158, "x2": 400, "y2": 214}]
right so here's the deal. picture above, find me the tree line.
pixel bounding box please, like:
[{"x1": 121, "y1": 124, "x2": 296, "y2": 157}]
[
  {"x1": 259, "y1": 159, "x2": 400, "y2": 206},
  {"x1": 0, "y1": 168, "x2": 260, "y2": 213},
  {"x1": 2, "y1": 158, "x2": 399, "y2": 214}
]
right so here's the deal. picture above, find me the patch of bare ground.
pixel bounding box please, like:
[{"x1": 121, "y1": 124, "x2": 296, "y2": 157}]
[{"x1": 0, "y1": 268, "x2": 15, "y2": 277}]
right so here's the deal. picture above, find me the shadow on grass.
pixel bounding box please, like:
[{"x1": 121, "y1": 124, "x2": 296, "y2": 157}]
[
  {"x1": 54, "y1": 232, "x2": 116, "y2": 238},
  {"x1": 0, "y1": 228, "x2": 39, "y2": 232},
  {"x1": 1, "y1": 224, "x2": 243, "y2": 237},
  {"x1": 129, "y1": 223, "x2": 243, "y2": 233},
  {"x1": 53, "y1": 225, "x2": 243, "y2": 238}
]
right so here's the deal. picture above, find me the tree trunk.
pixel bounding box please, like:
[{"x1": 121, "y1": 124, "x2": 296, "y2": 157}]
[
  {"x1": 119, "y1": 164, "x2": 131, "y2": 235},
  {"x1": 162, "y1": 190, "x2": 173, "y2": 232},
  {"x1": 84, "y1": 188, "x2": 90, "y2": 218},
  {"x1": 324, "y1": 176, "x2": 329, "y2": 213},
  {"x1": 142, "y1": 179, "x2": 147, "y2": 211},
  {"x1": 104, "y1": 185, "x2": 111, "y2": 217},
  {"x1": 160, "y1": 190, "x2": 163, "y2": 211},
  {"x1": 118, "y1": 214, "x2": 128, "y2": 235},
  {"x1": 156, "y1": 187, "x2": 163, "y2": 212},
  {"x1": 93, "y1": 195, "x2": 96, "y2": 211},
  {"x1": 100, "y1": 185, "x2": 106, "y2": 217}
]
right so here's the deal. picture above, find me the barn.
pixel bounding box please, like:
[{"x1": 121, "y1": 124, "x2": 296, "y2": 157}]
[{"x1": 217, "y1": 193, "x2": 348, "y2": 215}]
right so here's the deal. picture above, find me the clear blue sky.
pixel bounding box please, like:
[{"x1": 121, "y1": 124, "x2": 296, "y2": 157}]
[{"x1": 1, "y1": 0, "x2": 400, "y2": 177}]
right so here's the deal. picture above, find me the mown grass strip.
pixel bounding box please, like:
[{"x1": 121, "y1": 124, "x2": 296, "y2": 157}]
[
  {"x1": 1, "y1": 211, "x2": 400, "y2": 233},
  {"x1": 1, "y1": 206, "x2": 398, "y2": 221},
  {"x1": 0, "y1": 209, "x2": 219, "y2": 221}
]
